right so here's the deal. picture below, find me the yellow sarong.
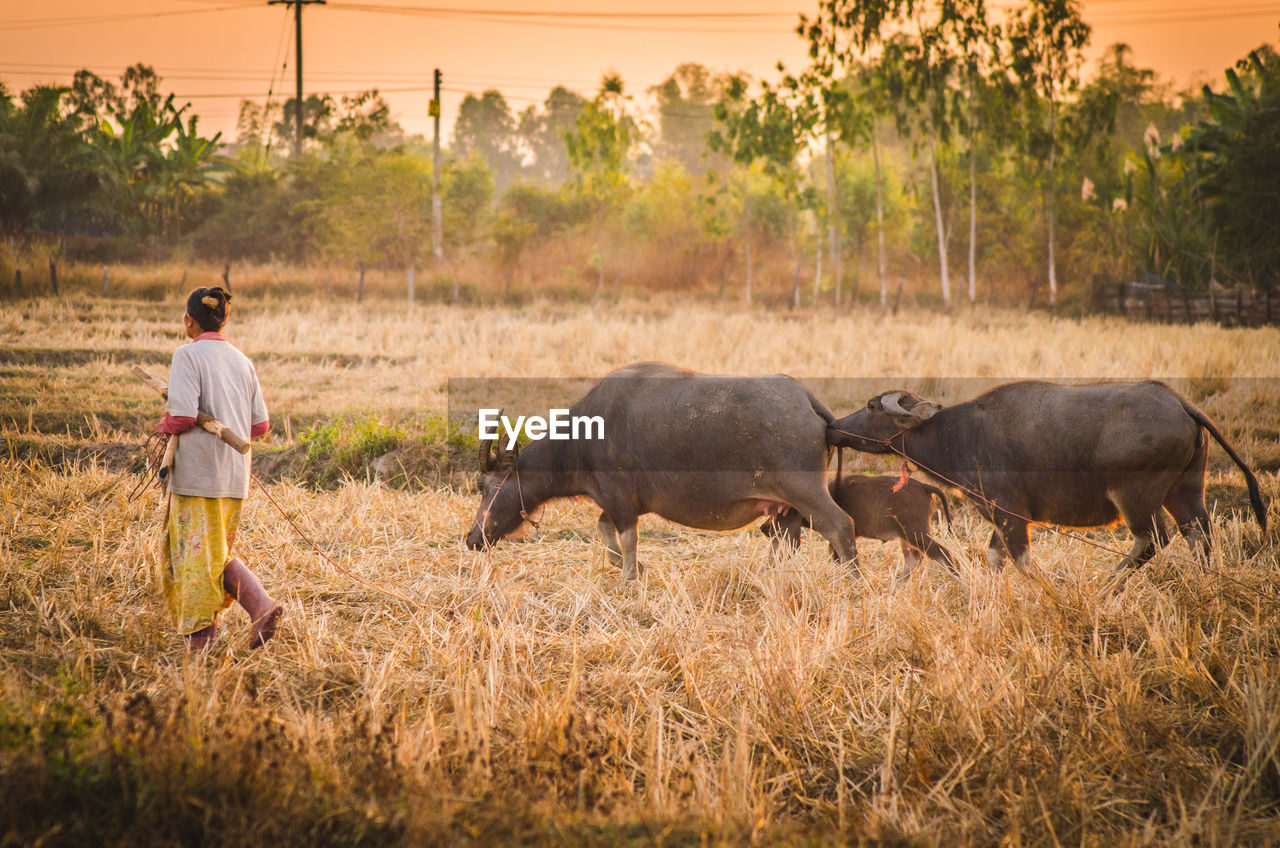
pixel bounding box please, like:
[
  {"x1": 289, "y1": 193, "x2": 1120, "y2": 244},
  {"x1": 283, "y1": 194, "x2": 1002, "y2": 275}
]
[{"x1": 162, "y1": 494, "x2": 240, "y2": 635}]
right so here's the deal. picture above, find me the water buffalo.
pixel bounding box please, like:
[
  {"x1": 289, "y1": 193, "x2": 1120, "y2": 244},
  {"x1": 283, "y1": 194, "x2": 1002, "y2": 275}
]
[
  {"x1": 761, "y1": 474, "x2": 956, "y2": 582},
  {"x1": 827, "y1": 380, "x2": 1267, "y2": 573},
  {"x1": 464, "y1": 362, "x2": 858, "y2": 578}
]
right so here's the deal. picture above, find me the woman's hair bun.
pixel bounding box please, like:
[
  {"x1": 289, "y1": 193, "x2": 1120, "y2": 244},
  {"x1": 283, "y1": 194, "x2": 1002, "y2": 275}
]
[{"x1": 187, "y1": 286, "x2": 233, "y2": 332}]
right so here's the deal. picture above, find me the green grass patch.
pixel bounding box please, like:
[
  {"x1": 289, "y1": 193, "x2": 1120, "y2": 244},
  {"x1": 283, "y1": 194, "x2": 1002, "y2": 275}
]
[{"x1": 297, "y1": 415, "x2": 405, "y2": 487}]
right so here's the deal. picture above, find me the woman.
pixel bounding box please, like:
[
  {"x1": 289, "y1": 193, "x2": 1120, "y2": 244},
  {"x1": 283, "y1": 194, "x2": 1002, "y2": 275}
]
[{"x1": 157, "y1": 286, "x2": 280, "y2": 651}]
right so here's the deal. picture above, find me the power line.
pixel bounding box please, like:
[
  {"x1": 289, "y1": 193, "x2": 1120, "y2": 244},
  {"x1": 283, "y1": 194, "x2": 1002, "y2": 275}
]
[
  {"x1": 326, "y1": 3, "x2": 797, "y2": 20},
  {"x1": 1088, "y1": 8, "x2": 1280, "y2": 26},
  {"x1": 0, "y1": 5, "x2": 255, "y2": 32},
  {"x1": 268, "y1": 0, "x2": 327, "y2": 159},
  {"x1": 317, "y1": 4, "x2": 791, "y2": 33},
  {"x1": 260, "y1": 4, "x2": 295, "y2": 161},
  {"x1": 0, "y1": 62, "x2": 626, "y2": 87}
]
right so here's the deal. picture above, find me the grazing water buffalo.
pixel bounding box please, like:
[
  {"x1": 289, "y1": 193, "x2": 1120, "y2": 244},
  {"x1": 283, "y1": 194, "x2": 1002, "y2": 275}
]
[
  {"x1": 761, "y1": 474, "x2": 956, "y2": 582},
  {"x1": 465, "y1": 362, "x2": 858, "y2": 578},
  {"x1": 827, "y1": 380, "x2": 1267, "y2": 573}
]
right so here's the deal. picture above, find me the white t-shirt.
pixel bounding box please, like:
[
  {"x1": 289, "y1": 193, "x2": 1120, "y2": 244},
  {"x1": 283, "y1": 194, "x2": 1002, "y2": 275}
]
[{"x1": 166, "y1": 336, "x2": 268, "y2": 499}]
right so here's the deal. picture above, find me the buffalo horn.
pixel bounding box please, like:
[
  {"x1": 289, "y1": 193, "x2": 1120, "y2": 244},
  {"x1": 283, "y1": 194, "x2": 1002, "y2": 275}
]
[
  {"x1": 882, "y1": 391, "x2": 912, "y2": 416},
  {"x1": 479, "y1": 437, "x2": 494, "y2": 471}
]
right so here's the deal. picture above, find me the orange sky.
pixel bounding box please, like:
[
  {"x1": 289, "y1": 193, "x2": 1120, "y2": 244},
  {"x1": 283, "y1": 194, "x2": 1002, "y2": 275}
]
[{"x1": 1, "y1": 1, "x2": 1277, "y2": 143}]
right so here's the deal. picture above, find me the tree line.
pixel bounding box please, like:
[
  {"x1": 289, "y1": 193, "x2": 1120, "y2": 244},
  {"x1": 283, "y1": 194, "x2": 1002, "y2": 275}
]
[{"x1": 1, "y1": 2, "x2": 1277, "y2": 307}]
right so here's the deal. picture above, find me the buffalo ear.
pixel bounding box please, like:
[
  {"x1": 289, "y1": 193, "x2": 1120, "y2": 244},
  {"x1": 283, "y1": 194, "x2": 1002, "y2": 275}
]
[
  {"x1": 911, "y1": 401, "x2": 942, "y2": 422},
  {"x1": 887, "y1": 398, "x2": 941, "y2": 430},
  {"x1": 495, "y1": 440, "x2": 519, "y2": 470}
]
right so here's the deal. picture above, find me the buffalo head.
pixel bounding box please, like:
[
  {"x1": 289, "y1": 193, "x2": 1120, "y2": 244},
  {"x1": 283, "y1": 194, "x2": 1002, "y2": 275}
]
[
  {"x1": 831, "y1": 390, "x2": 942, "y2": 452},
  {"x1": 464, "y1": 436, "x2": 526, "y2": 550}
]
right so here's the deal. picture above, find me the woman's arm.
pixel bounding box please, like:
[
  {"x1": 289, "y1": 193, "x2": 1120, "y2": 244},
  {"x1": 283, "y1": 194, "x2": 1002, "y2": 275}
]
[
  {"x1": 248, "y1": 360, "x2": 269, "y2": 440},
  {"x1": 158, "y1": 412, "x2": 197, "y2": 434}
]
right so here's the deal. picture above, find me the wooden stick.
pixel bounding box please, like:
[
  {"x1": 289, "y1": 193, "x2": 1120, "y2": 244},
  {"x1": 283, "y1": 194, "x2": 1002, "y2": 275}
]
[{"x1": 133, "y1": 365, "x2": 251, "y2": 454}]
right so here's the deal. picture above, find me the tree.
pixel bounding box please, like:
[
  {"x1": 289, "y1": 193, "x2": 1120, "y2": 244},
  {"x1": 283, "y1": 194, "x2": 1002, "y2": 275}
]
[
  {"x1": 1185, "y1": 47, "x2": 1280, "y2": 287},
  {"x1": 1062, "y1": 43, "x2": 1163, "y2": 286},
  {"x1": 786, "y1": 61, "x2": 869, "y2": 306},
  {"x1": 68, "y1": 70, "x2": 122, "y2": 127},
  {"x1": 801, "y1": 0, "x2": 997, "y2": 309},
  {"x1": 850, "y1": 63, "x2": 896, "y2": 306},
  {"x1": 0, "y1": 84, "x2": 104, "y2": 238},
  {"x1": 305, "y1": 148, "x2": 431, "y2": 271},
  {"x1": 331, "y1": 90, "x2": 403, "y2": 146},
  {"x1": 453, "y1": 90, "x2": 519, "y2": 193},
  {"x1": 274, "y1": 93, "x2": 334, "y2": 153},
  {"x1": 623, "y1": 160, "x2": 704, "y2": 290},
  {"x1": 120, "y1": 63, "x2": 162, "y2": 113},
  {"x1": 710, "y1": 73, "x2": 816, "y2": 307},
  {"x1": 190, "y1": 169, "x2": 306, "y2": 262},
  {"x1": 1007, "y1": 0, "x2": 1091, "y2": 307},
  {"x1": 949, "y1": 0, "x2": 1002, "y2": 305},
  {"x1": 491, "y1": 182, "x2": 583, "y2": 296},
  {"x1": 442, "y1": 153, "x2": 495, "y2": 253},
  {"x1": 564, "y1": 74, "x2": 636, "y2": 302},
  {"x1": 517, "y1": 86, "x2": 585, "y2": 184},
  {"x1": 649, "y1": 63, "x2": 724, "y2": 175},
  {"x1": 160, "y1": 111, "x2": 231, "y2": 239},
  {"x1": 96, "y1": 90, "x2": 227, "y2": 239}
]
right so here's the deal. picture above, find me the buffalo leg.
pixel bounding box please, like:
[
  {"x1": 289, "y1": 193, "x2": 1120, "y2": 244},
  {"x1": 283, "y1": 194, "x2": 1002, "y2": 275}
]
[
  {"x1": 993, "y1": 516, "x2": 1031, "y2": 571},
  {"x1": 896, "y1": 542, "x2": 923, "y2": 584},
  {"x1": 1163, "y1": 435, "x2": 1213, "y2": 561},
  {"x1": 764, "y1": 511, "x2": 803, "y2": 559},
  {"x1": 801, "y1": 501, "x2": 859, "y2": 573},
  {"x1": 1113, "y1": 485, "x2": 1176, "y2": 573},
  {"x1": 1115, "y1": 512, "x2": 1171, "y2": 573},
  {"x1": 985, "y1": 531, "x2": 1007, "y2": 569},
  {"x1": 617, "y1": 522, "x2": 642, "y2": 581},
  {"x1": 597, "y1": 512, "x2": 624, "y2": 569},
  {"x1": 771, "y1": 474, "x2": 858, "y2": 571},
  {"x1": 1166, "y1": 498, "x2": 1212, "y2": 562},
  {"x1": 907, "y1": 532, "x2": 958, "y2": 576}
]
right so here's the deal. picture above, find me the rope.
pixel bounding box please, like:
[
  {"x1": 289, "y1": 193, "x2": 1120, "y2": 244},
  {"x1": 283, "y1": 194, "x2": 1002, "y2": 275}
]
[
  {"x1": 840, "y1": 434, "x2": 1274, "y2": 605},
  {"x1": 514, "y1": 462, "x2": 541, "y2": 529},
  {"x1": 829, "y1": 427, "x2": 1133, "y2": 559},
  {"x1": 479, "y1": 463, "x2": 541, "y2": 543},
  {"x1": 127, "y1": 432, "x2": 169, "y2": 503},
  {"x1": 250, "y1": 472, "x2": 428, "y2": 610}
]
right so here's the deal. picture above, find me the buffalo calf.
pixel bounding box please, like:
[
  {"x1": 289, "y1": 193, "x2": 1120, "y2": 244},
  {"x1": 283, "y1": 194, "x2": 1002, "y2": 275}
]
[{"x1": 763, "y1": 475, "x2": 956, "y2": 582}]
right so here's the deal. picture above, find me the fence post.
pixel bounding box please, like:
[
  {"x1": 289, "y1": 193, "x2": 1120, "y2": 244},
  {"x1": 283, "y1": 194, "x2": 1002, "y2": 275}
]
[
  {"x1": 102, "y1": 265, "x2": 109, "y2": 296},
  {"x1": 13, "y1": 269, "x2": 21, "y2": 296},
  {"x1": 221, "y1": 262, "x2": 231, "y2": 293},
  {"x1": 357, "y1": 261, "x2": 365, "y2": 303},
  {"x1": 48, "y1": 257, "x2": 58, "y2": 295}
]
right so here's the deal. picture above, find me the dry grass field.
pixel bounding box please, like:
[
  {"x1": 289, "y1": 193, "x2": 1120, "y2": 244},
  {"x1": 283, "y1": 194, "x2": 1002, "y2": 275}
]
[{"x1": 3, "y1": 289, "x2": 1280, "y2": 845}]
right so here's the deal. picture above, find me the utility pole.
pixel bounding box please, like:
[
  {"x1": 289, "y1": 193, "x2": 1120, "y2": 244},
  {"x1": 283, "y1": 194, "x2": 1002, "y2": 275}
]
[
  {"x1": 431, "y1": 68, "x2": 443, "y2": 262},
  {"x1": 268, "y1": 0, "x2": 326, "y2": 160}
]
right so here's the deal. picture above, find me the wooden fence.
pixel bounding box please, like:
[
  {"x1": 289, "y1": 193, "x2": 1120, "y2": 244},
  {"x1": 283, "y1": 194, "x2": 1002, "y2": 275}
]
[{"x1": 1093, "y1": 282, "x2": 1280, "y2": 327}]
